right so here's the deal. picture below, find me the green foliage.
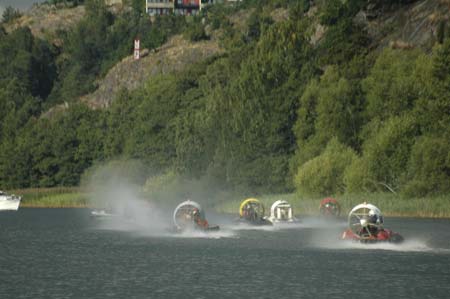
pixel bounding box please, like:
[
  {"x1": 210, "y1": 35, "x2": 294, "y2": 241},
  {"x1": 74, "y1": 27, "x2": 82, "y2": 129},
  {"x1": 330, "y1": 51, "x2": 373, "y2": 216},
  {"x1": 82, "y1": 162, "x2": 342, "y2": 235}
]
[
  {"x1": 0, "y1": 0, "x2": 449, "y2": 201},
  {"x1": 245, "y1": 9, "x2": 273, "y2": 43},
  {"x1": 292, "y1": 66, "x2": 362, "y2": 172},
  {"x1": 402, "y1": 136, "x2": 450, "y2": 197},
  {"x1": 362, "y1": 48, "x2": 422, "y2": 122},
  {"x1": 1, "y1": 6, "x2": 22, "y2": 23},
  {"x1": 294, "y1": 138, "x2": 356, "y2": 196},
  {"x1": 184, "y1": 19, "x2": 208, "y2": 42},
  {"x1": 344, "y1": 115, "x2": 418, "y2": 193}
]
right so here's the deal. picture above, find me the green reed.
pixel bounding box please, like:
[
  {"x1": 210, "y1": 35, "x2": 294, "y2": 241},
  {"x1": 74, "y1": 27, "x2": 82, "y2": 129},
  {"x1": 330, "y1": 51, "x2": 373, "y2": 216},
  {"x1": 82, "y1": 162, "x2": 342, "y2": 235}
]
[{"x1": 214, "y1": 193, "x2": 450, "y2": 218}]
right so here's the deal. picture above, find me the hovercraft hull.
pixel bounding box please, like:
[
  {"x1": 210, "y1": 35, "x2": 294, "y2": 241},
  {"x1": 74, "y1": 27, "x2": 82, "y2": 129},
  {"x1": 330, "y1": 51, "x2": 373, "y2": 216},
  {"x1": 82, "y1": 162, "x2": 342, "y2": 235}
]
[{"x1": 341, "y1": 229, "x2": 404, "y2": 244}]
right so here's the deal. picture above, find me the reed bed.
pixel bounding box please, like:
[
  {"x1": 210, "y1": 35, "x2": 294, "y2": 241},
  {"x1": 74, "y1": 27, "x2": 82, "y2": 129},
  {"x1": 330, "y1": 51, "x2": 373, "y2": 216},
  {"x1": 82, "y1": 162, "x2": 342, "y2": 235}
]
[
  {"x1": 11, "y1": 187, "x2": 89, "y2": 208},
  {"x1": 8, "y1": 187, "x2": 450, "y2": 218},
  {"x1": 214, "y1": 193, "x2": 450, "y2": 218}
]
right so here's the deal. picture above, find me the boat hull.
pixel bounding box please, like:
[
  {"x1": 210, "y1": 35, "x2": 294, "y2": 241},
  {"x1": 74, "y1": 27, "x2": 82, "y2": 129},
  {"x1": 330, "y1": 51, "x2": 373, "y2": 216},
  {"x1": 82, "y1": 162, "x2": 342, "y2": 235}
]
[
  {"x1": 341, "y1": 228, "x2": 404, "y2": 244},
  {"x1": 0, "y1": 198, "x2": 21, "y2": 211}
]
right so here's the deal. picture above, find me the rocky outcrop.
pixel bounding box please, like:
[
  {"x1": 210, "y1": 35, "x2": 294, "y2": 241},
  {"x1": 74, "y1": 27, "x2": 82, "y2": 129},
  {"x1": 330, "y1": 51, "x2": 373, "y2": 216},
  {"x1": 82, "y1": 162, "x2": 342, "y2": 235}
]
[
  {"x1": 81, "y1": 35, "x2": 223, "y2": 109},
  {"x1": 358, "y1": 0, "x2": 450, "y2": 51}
]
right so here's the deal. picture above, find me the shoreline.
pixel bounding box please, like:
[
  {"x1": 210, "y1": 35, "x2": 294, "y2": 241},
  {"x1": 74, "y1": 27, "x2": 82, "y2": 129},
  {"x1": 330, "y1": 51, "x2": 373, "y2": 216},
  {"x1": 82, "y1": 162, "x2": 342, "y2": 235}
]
[
  {"x1": 17, "y1": 204, "x2": 450, "y2": 219},
  {"x1": 13, "y1": 188, "x2": 450, "y2": 218}
]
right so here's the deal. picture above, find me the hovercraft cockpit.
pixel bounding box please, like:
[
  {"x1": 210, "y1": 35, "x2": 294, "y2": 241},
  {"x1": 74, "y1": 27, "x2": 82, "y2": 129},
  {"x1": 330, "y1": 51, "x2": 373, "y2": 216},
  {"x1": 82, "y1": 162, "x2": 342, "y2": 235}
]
[
  {"x1": 341, "y1": 202, "x2": 403, "y2": 243},
  {"x1": 173, "y1": 200, "x2": 219, "y2": 232},
  {"x1": 238, "y1": 198, "x2": 272, "y2": 225},
  {"x1": 268, "y1": 200, "x2": 298, "y2": 223},
  {"x1": 319, "y1": 197, "x2": 341, "y2": 217}
]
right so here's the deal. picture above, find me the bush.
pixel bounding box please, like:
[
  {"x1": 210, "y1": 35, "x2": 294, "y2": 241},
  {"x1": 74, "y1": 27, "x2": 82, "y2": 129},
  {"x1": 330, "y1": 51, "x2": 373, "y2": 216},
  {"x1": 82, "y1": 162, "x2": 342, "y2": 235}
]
[
  {"x1": 184, "y1": 21, "x2": 208, "y2": 42},
  {"x1": 1, "y1": 6, "x2": 22, "y2": 23},
  {"x1": 344, "y1": 115, "x2": 418, "y2": 193},
  {"x1": 294, "y1": 138, "x2": 356, "y2": 196},
  {"x1": 402, "y1": 136, "x2": 450, "y2": 197}
]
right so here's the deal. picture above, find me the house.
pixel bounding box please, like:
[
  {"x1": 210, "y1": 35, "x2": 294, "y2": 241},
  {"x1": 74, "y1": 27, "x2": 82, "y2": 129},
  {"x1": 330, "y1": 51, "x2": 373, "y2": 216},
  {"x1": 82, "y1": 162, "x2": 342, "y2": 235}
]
[
  {"x1": 174, "y1": 0, "x2": 200, "y2": 16},
  {"x1": 146, "y1": 0, "x2": 237, "y2": 16},
  {"x1": 105, "y1": 0, "x2": 123, "y2": 6},
  {"x1": 145, "y1": 0, "x2": 200, "y2": 16},
  {"x1": 146, "y1": 0, "x2": 175, "y2": 16}
]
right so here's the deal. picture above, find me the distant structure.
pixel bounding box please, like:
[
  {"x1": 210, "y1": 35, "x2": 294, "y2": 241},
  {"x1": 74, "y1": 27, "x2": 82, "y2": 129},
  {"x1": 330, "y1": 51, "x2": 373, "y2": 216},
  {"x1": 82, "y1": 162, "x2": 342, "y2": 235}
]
[
  {"x1": 134, "y1": 39, "x2": 140, "y2": 60},
  {"x1": 145, "y1": 0, "x2": 240, "y2": 16},
  {"x1": 146, "y1": 0, "x2": 175, "y2": 16},
  {"x1": 105, "y1": 0, "x2": 123, "y2": 6}
]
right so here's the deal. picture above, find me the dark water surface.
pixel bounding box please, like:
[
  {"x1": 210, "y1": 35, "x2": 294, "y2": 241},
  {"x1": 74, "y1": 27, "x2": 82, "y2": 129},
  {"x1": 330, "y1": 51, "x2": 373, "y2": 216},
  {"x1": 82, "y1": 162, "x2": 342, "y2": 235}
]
[{"x1": 1, "y1": 208, "x2": 450, "y2": 299}]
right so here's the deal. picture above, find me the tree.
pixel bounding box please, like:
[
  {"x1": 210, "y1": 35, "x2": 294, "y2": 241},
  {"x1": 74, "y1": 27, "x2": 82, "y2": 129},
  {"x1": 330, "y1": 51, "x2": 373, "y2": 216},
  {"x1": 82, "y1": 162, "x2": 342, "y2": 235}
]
[
  {"x1": 362, "y1": 48, "x2": 422, "y2": 122},
  {"x1": 294, "y1": 138, "x2": 356, "y2": 196},
  {"x1": 2, "y1": 6, "x2": 21, "y2": 23},
  {"x1": 402, "y1": 136, "x2": 450, "y2": 197},
  {"x1": 344, "y1": 115, "x2": 418, "y2": 193}
]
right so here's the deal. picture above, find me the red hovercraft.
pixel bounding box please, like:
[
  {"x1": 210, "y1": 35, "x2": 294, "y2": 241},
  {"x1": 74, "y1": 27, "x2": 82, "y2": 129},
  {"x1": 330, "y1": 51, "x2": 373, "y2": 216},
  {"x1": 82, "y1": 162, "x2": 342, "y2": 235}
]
[
  {"x1": 319, "y1": 197, "x2": 341, "y2": 217},
  {"x1": 341, "y1": 203, "x2": 404, "y2": 244}
]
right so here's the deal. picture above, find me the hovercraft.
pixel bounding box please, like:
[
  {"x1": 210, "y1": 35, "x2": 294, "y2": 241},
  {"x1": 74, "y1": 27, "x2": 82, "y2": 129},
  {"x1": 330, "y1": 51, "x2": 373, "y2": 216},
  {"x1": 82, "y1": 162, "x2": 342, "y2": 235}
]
[
  {"x1": 173, "y1": 200, "x2": 219, "y2": 232},
  {"x1": 238, "y1": 198, "x2": 272, "y2": 226},
  {"x1": 268, "y1": 200, "x2": 299, "y2": 223},
  {"x1": 319, "y1": 197, "x2": 341, "y2": 217},
  {"x1": 341, "y1": 202, "x2": 403, "y2": 244}
]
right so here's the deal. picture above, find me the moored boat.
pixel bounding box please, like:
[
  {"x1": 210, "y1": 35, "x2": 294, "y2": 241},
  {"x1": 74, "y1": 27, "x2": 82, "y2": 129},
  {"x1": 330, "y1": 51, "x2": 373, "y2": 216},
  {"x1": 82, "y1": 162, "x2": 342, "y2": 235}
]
[{"x1": 0, "y1": 190, "x2": 21, "y2": 211}]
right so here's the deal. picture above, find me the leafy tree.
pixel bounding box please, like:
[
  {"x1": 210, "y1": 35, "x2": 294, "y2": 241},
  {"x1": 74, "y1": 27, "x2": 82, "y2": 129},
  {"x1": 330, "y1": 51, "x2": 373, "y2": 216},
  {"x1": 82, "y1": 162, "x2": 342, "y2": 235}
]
[
  {"x1": 294, "y1": 138, "x2": 356, "y2": 196},
  {"x1": 1, "y1": 6, "x2": 22, "y2": 23},
  {"x1": 292, "y1": 66, "x2": 362, "y2": 173},
  {"x1": 362, "y1": 48, "x2": 422, "y2": 122},
  {"x1": 402, "y1": 136, "x2": 450, "y2": 197},
  {"x1": 344, "y1": 115, "x2": 418, "y2": 193}
]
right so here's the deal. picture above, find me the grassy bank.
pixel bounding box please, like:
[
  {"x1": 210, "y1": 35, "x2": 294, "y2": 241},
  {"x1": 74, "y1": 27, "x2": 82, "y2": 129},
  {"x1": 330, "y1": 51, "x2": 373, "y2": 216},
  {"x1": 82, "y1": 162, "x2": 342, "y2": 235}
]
[
  {"x1": 214, "y1": 193, "x2": 450, "y2": 218},
  {"x1": 9, "y1": 188, "x2": 450, "y2": 218},
  {"x1": 12, "y1": 187, "x2": 89, "y2": 208}
]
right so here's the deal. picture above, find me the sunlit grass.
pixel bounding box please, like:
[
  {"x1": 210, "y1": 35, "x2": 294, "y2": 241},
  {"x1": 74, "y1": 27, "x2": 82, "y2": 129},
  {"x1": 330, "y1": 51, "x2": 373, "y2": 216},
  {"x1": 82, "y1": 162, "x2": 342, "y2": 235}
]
[
  {"x1": 11, "y1": 187, "x2": 89, "y2": 208},
  {"x1": 8, "y1": 187, "x2": 450, "y2": 218},
  {"x1": 214, "y1": 193, "x2": 450, "y2": 218}
]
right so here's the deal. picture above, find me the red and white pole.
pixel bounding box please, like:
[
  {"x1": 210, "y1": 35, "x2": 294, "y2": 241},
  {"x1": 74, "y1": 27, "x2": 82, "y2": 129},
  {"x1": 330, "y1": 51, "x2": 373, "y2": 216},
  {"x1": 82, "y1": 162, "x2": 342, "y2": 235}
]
[{"x1": 134, "y1": 39, "x2": 140, "y2": 60}]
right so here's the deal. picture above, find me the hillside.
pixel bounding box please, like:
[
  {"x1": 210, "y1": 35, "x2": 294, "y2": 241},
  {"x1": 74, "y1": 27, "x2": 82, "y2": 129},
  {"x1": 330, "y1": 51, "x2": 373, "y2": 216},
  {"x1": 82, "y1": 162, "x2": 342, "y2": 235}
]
[
  {"x1": 361, "y1": 0, "x2": 449, "y2": 50},
  {"x1": 82, "y1": 35, "x2": 223, "y2": 109},
  {"x1": 0, "y1": 0, "x2": 449, "y2": 199},
  {"x1": 4, "y1": 3, "x2": 86, "y2": 41},
  {"x1": 82, "y1": 0, "x2": 448, "y2": 108}
]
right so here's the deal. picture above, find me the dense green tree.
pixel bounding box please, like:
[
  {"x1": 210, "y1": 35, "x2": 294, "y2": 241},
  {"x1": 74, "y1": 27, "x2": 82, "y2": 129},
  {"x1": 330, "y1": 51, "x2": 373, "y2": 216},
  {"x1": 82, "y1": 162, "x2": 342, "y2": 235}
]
[
  {"x1": 1, "y1": 6, "x2": 22, "y2": 23},
  {"x1": 402, "y1": 136, "x2": 450, "y2": 197},
  {"x1": 292, "y1": 66, "x2": 362, "y2": 173},
  {"x1": 294, "y1": 138, "x2": 356, "y2": 196},
  {"x1": 362, "y1": 48, "x2": 422, "y2": 122},
  {"x1": 344, "y1": 115, "x2": 418, "y2": 193}
]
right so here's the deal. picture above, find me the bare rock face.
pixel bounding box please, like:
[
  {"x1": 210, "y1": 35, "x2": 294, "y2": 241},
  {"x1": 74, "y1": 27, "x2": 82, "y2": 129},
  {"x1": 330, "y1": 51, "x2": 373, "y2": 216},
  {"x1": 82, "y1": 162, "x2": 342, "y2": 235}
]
[
  {"x1": 360, "y1": 0, "x2": 449, "y2": 51},
  {"x1": 81, "y1": 35, "x2": 223, "y2": 109}
]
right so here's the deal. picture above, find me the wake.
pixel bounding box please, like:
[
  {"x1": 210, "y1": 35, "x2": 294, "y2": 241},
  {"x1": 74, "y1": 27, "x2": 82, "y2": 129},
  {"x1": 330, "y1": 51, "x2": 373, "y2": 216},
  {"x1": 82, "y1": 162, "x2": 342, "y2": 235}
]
[{"x1": 314, "y1": 238, "x2": 450, "y2": 253}]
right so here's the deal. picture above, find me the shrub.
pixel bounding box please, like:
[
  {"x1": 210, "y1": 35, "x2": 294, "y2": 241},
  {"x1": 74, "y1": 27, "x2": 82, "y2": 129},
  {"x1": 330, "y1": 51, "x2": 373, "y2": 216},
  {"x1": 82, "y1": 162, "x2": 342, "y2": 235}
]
[
  {"x1": 184, "y1": 21, "x2": 208, "y2": 42},
  {"x1": 294, "y1": 138, "x2": 356, "y2": 196},
  {"x1": 344, "y1": 115, "x2": 418, "y2": 193},
  {"x1": 1, "y1": 6, "x2": 22, "y2": 23},
  {"x1": 402, "y1": 136, "x2": 450, "y2": 197}
]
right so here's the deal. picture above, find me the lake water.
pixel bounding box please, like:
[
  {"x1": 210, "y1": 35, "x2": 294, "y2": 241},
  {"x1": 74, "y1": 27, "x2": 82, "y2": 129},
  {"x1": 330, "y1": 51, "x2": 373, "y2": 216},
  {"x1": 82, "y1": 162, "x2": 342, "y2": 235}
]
[{"x1": 1, "y1": 208, "x2": 450, "y2": 298}]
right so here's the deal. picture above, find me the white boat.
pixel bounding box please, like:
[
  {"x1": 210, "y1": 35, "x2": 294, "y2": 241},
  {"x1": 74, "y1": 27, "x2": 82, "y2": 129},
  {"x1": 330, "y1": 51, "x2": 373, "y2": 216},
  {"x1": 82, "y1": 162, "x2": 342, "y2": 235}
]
[{"x1": 0, "y1": 190, "x2": 21, "y2": 211}]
